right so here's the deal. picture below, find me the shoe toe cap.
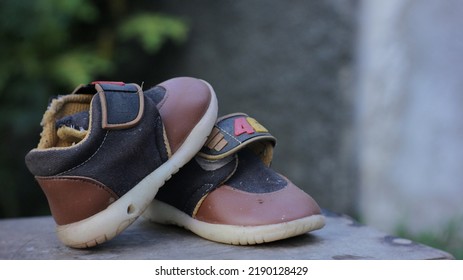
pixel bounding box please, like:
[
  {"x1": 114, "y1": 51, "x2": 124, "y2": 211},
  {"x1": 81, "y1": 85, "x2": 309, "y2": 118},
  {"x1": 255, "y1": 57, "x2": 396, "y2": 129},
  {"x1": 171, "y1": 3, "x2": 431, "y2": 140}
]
[
  {"x1": 157, "y1": 77, "x2": 214, "y2": 154},
  {"x1": 194, "y1": 179, "x2": 322, "y2": 226}
]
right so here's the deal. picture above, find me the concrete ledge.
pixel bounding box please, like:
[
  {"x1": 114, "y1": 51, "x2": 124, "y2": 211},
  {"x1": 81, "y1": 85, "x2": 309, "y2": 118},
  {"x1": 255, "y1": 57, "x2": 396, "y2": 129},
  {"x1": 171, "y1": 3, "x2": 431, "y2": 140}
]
[{"x1": 0, "y1": 210, "x2": 454, "y2": 260}]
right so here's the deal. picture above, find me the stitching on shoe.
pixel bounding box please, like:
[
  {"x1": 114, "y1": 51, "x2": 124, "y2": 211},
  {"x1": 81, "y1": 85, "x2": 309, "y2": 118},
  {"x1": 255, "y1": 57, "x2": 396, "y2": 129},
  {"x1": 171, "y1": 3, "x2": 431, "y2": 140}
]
[
  {"x1": 218, "y1": 126, "x2": 241, "y2": 145},
  {"x1": 57, "y1": 131, "x2": 110, "y2": 176}
]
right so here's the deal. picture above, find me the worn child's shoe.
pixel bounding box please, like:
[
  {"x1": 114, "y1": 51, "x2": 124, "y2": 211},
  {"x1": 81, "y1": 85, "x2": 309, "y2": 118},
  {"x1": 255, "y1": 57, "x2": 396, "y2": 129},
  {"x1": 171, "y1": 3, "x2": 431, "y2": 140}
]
[
  {"x1": 144, "y1": 113, "x2": 325, "y2": 245},
  {"x1": 25, "y1": 77, "x2": 218, "y2": 248}
]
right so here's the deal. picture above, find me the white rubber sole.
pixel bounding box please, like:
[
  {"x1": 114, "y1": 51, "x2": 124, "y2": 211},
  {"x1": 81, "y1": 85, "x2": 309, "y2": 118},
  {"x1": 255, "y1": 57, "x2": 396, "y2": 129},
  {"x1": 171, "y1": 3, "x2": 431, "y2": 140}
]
[
  {"x1": 145, "y1": 199, "x2": 326, "y2": 245},
  {"x1": 56, "y1": 81, "x2": 218, "y2": 248}
]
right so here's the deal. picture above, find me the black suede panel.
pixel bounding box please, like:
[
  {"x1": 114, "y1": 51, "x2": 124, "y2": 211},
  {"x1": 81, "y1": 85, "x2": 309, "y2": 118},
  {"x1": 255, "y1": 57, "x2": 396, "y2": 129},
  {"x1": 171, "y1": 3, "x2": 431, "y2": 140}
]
[
  {"x1": 155, "y1": 157, "x2": 237, "y2": 216},
  {"x1": 25, "y1": 96, "x2": 108, "y2": 176},
  {"x1": 25, "y1": 86, "x2": 169, "y2": 197},
  {"x1": 59, "y1": 95, "x2": 167, "y2": 197},
  {"x1": 144, "y1": 86, "x2": 166, "y2": 106},
  {"x1": 226, "y1": 149, "x2": 287, "y2": 193}
]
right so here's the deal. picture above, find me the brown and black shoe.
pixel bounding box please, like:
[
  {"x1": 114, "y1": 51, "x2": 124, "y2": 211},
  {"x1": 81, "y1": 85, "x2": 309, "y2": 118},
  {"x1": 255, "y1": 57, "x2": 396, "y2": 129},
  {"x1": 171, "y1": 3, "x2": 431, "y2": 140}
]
[
  {"x1": 25, "y1": 77, "x2": 218, "y2": 248},
  {"x1": 144, "y1": 113, "x2": 325, "y2": 245}
]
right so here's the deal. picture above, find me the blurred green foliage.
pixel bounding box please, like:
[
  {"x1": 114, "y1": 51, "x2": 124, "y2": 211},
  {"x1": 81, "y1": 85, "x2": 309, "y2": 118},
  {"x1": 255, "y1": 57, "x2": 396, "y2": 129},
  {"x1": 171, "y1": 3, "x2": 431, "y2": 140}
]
[
  {"x1": 397, "y1": 220, "x2": 463, "y2": 260},
  {"x1": 0, "y1": 0, "x2": 188, "y2": 218}
]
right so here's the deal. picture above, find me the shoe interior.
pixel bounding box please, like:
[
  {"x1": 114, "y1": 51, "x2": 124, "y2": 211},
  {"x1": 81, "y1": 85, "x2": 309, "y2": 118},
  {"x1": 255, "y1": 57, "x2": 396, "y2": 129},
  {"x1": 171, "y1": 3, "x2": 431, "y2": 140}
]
[{"x1": 38, "y1": 94, "x2": 93, "y2": 149}]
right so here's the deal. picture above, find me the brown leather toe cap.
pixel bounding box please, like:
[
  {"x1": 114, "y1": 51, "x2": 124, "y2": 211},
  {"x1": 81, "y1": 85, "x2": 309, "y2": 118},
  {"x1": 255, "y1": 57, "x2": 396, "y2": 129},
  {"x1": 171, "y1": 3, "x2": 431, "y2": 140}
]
[
  {"x1": 194, "y1": 178, "x2": 322, "y2": 226},
  {"x1": 157, "y1": 77, "x2": 213, "y2": 154}
]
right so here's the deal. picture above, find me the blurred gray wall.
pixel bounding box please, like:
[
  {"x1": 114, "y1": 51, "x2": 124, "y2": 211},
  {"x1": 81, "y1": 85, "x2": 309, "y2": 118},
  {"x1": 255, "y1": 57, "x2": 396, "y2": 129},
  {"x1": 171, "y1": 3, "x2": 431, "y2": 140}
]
[
  {"x1": 357, "y1": 0, "x2": 463, "y2": 236},
  {"x1": 158, "y1": 0, "x2": 359, "y2": 215}
]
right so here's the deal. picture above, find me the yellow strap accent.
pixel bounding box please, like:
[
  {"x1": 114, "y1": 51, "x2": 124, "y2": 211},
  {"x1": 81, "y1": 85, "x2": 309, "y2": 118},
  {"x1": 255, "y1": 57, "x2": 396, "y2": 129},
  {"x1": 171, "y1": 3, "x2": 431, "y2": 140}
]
[{"x1": 246, "y1": 117, "x2": 268, "y2": 133}]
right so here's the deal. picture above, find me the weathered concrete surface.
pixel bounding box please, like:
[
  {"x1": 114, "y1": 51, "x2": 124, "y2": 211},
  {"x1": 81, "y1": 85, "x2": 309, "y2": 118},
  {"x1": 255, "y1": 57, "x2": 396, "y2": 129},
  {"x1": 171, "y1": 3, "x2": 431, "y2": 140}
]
[{"x1": 0, "y1": 212, "x2": 453, "y2": 260}]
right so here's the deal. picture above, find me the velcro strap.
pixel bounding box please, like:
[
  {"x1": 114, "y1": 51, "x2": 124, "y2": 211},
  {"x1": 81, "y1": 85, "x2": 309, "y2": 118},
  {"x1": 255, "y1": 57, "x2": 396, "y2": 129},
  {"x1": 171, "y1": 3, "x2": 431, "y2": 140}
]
[
  {"x1": 198, "y1": 113, "x2": 276, "y2": 166},
  {"x1": 93, "y1": 82, "x2": 145, "y2": 130}
]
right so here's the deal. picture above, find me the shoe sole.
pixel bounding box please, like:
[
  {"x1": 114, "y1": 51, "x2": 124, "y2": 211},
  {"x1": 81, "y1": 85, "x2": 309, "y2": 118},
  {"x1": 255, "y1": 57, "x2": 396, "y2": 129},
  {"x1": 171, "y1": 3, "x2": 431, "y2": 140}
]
[
  {"x1": 56, "y1": 81, "x2": 218, "y2": 248},
  {"x1": 145, "y1": 199, "x2": 326, "y2": 245}
]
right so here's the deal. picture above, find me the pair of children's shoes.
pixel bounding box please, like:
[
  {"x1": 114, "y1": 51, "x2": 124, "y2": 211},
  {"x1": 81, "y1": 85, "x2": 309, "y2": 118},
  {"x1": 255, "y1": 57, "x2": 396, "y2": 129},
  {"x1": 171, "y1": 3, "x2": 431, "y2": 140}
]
[{"x1": 25, "y1": 77, "x2": 324, "y2": 248}]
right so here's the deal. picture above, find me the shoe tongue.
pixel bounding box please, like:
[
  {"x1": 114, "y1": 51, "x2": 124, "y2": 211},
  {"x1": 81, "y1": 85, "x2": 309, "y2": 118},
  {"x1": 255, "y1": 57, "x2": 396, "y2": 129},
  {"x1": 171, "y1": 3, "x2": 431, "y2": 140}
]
[{"x1": 55, "y1": 111, "x2": 90, "y2": 145}]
